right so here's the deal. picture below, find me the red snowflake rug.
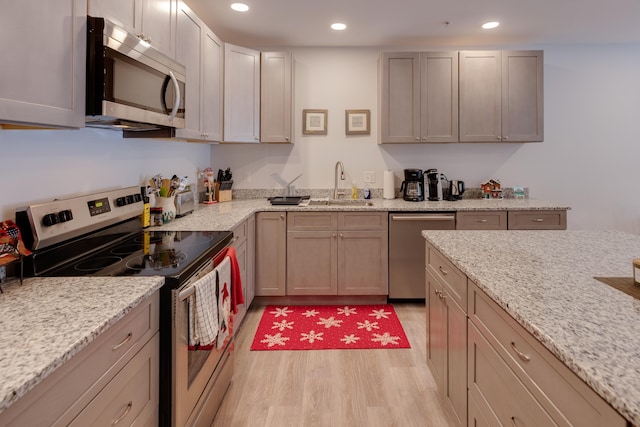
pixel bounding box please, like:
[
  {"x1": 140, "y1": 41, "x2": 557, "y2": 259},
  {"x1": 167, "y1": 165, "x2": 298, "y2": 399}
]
[{"x1": 250, "y1": 305, "x2": 410, "y2": 351}]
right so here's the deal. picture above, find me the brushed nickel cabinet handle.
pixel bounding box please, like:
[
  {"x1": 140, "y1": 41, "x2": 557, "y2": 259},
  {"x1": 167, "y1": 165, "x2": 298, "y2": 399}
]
[
  {"x1": 438, "y1": 266, "x2": 448, "y2": 275},
  {"x1": 112, "y1": 332, "x2": 132, "y2": 351},
  {"x1": 280, "y1": 214, "x2": 285, "y2": 220},
  {"x1": 532, "y1": 218, "x2": 544, "y2": 222},
  {"x1": 475, "y1": 219, "x2": 488, "y2": 223},
  {"x1": 510, "y1": 341, "x2": 531, "y2": 362},
  {"x1": 112, "y1": 402, "x2": 133, "y2": 425}
]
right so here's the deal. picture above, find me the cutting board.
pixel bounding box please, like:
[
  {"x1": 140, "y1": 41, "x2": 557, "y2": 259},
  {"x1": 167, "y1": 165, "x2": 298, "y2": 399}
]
[{"x1": 593, "y1": 277, "x2": 640, "y2": 300}]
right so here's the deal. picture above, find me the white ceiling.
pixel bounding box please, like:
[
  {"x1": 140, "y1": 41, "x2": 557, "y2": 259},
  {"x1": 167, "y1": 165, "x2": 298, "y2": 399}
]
[{"x1": 185, "y1": 0, "x2": 640, "y2": 48}]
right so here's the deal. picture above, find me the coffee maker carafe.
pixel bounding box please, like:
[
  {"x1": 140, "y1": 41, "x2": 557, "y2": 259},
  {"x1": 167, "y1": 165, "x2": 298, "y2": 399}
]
[
  {"x1": 400, "y1": 169, "x2": 424, "y2": 201},
  {"x1": 425, "y1": 169, "x2": 443, "y2": 201}
]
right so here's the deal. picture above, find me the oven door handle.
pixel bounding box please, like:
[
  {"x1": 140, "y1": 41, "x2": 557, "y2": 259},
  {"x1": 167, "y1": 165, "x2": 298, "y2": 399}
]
[{"x1": 177, "y1": 236, "x2": 238, "y2": 302}]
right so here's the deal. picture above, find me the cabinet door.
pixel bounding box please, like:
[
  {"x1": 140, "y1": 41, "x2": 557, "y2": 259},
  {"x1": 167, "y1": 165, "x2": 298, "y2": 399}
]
[
  {"x1": 261, "y1": 52, "x2": 293, "y2": 143},
  {"x1": 444, "y1": 288, "x2": 467, "y2": 427},
  {"x1": 287, "y1": 231, "x2": 338, "y2": 295},
  {"x1": 337, "y1": 230, "x2": 388, "y2": 295},
  {"x1": 88, "y1": 0, "x2": 140, "y2": 34},
  {"x1": 420, "y1": 52, "x2": 459, "y2": 142},
  {"x1": 255, "y1": 212, "x2": 287, "y2": 296},
  {"x1": 202, "y1": 28, "x2": 223, "y2": 142},
  {"x1": 426, "y1": 269, "x2": 446, "y2": 391},
  {"x1": 175, "y1": 4, "x2": 203, "y2": 140},
  {"x1": 140, "y1": 0, "x2": 176, "y2": 58},
  {"x1": 380, "y1": 52, "x2": 421, "y2": 143},
  {"x1": 459, "y1": 50, "x2": 502, "y2": 142},
  {"x1": 224, "y1": 43, "x2": 260, "y2": 143},
  {"x1": 502, "y1": 50, "x2": 543, "y2": 142},
  {"x1": 0, "y1": 0, "x2": 86, "y2": 128}
]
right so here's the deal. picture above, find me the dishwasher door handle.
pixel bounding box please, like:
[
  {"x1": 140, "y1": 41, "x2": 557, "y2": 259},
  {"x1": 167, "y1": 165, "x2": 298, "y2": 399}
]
[{"x1": 390, "y1": 214, "x2": 455, "y2": 221}]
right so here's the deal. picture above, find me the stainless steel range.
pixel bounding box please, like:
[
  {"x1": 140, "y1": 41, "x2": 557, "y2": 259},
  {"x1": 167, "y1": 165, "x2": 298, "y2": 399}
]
[{"x1": 16, "y1": 186, "x2": 235, "y2": 426}]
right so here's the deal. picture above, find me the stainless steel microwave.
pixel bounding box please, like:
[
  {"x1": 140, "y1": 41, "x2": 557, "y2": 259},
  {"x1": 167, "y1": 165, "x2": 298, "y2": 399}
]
[{"x1": 85, "y1": 16, "x2": 186, "y2": 132}]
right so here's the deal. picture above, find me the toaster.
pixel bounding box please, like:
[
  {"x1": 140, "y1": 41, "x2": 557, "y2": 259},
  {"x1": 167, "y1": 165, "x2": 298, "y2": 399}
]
[{"x1": 175, "y1": 190, "x2": 195, "y2": 217}]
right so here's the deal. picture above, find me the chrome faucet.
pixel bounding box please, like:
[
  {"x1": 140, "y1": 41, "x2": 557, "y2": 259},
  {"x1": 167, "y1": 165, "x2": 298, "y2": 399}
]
[{"x1": 333, "y1": 161, "x2": 345, "y2": 199}]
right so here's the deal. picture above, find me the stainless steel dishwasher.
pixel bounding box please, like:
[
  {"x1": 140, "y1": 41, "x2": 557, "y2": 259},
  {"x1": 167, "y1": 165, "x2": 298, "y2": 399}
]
[{"x1": 389, "y1": 212, "x2": 456, "y2": 299}]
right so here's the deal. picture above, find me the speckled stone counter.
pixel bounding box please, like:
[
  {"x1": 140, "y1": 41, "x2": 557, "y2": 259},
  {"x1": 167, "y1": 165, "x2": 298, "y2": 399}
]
[
  {"x1": 422, "y1": 230, "x2": 640, "y2": 425},
  {"x1": 0, "y1": 276, "x2": 164, "y2": 414},
  {"x1": 151, "y1": 197, "x2": 569, "y2": 232}
]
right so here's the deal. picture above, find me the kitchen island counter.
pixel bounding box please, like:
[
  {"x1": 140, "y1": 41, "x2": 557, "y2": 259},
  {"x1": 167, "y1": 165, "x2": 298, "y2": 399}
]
[
  {"x1": 0, "y1": 276, "x2": 164, "y2": 415},
  {"x1": 422, "y1": 229, "x2": 640, "y2": 425}
]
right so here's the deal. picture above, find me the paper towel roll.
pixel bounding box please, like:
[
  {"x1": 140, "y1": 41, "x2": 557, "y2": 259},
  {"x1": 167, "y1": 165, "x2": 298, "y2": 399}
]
[{"x1": 383, "y1": 170, "x2": 395, "y2": 199}]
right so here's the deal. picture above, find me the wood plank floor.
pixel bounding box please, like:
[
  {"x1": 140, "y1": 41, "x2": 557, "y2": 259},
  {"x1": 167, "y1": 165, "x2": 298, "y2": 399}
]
[{"x1": 211, "y1": 302, "x2": 453, "y2": 427}]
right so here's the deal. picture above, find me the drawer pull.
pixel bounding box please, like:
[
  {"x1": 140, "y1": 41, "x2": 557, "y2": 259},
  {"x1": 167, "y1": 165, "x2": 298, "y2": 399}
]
[
  {"x1": 532, "y1": 218, "x2": 544, "y2": 222},
  {"x1": 475, "y1": 219, "x2": 488, "y2": 223},
  {"x1": 510, "y1": 341, "x2": 531, "y2": 362},
  {"x1": 112, "y1": 401, "x2": 133, "y2": 425},
  {"x1": 112, "y1": 332, "x2": 133, "y2": 351},
  {"x1": 438, "y1": 266, "x2": 448, "y2": 275}
]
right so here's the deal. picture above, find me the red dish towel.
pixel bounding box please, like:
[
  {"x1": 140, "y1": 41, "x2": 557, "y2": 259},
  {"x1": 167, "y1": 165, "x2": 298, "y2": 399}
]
[{"x1": 221, "y1": 246, "x2": 244, "y2": 314}]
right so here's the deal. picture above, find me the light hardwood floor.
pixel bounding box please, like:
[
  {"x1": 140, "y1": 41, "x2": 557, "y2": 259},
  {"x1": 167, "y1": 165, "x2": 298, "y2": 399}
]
[{"x1": 211, "y1": 302, "x2": 453, "y2": 427}]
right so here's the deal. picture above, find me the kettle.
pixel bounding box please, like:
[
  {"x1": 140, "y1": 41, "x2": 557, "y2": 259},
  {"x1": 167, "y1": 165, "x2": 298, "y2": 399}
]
[{"x1": 448, "y1": 180, "x2": 465, "y2": 201}]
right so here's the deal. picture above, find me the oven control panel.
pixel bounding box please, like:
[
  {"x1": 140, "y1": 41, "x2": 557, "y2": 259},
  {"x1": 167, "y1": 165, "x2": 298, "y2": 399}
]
[{"x1": 16, "y1": 186, "x2": 145, "y2": 250}]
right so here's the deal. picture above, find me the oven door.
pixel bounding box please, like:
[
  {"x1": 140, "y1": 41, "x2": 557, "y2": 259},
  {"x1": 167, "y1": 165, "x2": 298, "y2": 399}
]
[{"x1": 171, "y1": 258, "x2": 234, "y2": 426}]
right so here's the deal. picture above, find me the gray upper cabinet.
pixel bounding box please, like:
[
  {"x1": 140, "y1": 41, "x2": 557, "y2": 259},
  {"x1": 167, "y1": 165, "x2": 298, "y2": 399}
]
[
  {"x1": 261, "y1": 52, "x2": 294, "y2": 143},
  {"x1": 88, "y1": 0, "x2": 176, "y2": 58},
  {"x1": 460, "y1": 50, "x2": 543, "y2": 142},
  {"x1": 224, "y1": 43, "x2": 261, "y2": 143},
  {"x1": 0, "y1": 0, "x2": 86, "y2": 128},
  {"x1": 175, "y1": 2, "x2": 223, "y2": 142},
  {"x1": 380, "y1": 52, "x2": 458, "y2": 143}
]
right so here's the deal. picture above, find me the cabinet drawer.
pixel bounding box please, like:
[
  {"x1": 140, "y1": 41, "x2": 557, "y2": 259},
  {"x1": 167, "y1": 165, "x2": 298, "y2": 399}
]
[
  {"x1": 456, "y1": 211, "x2": 507, "y2": 229},
  {"x1": 287, "y1": 212, "x2": 337, "y2": 231},
  {"x1": 468, "y1": 322, "x2": 557, "y2": 427},
  {"x1": 338, "y1": 212, "x2": 387, "y2": 230},
  {"x1": 69, "y1": 332, "x2": 159, "y2": 426},
  {"x1": 425, "y1": 243, "x2": 467, "y2": 311},
  {"x1": 469, "y1": 281, "x2": 625, "y2": 426},
  {"x1": 508, "y1": 210, "x2": 567, "y2": 230}
]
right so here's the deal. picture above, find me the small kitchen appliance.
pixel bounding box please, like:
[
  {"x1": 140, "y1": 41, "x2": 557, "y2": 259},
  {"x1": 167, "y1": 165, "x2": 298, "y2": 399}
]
[
  {"x1": 425, "y1": 169, "x2": 443, "y2": 201},
  {"x1": 448, "y1": 180, "x2": 466, "y2": 201},
  {"x1": 16, "y1": 187, "x2": 234, "y2": 427},
  {"x1": 399, "y1": 169, "x2": 425, "y2": 201}
]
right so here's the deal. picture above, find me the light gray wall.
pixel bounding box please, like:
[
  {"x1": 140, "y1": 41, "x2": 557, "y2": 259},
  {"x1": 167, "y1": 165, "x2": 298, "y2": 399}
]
[
  {"x1": 212, "y1": 44, "x2": 640, "y2": 232},
  {"x1": 1, "y1": 44, "x2": 639, "y2": 233}
]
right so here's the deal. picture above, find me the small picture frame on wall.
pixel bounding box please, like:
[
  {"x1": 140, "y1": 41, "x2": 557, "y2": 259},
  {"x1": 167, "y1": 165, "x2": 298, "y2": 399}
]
[
  {"x1": 303, "y1": 109, "x2": 328, "y2": 135},
  {"x1": 345, "y1": 109, "x2": 370, "y2": 135}
]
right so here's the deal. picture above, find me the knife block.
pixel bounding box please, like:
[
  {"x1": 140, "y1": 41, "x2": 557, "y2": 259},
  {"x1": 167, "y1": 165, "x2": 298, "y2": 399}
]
[{"x1": 215, "y1": 182, "x2": 233, "y2": 202}]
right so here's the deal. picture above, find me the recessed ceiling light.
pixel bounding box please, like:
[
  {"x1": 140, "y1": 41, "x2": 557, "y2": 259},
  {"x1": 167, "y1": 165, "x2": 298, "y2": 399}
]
[
  {"x1": 231, "y1": 3, "x2": 249, "y2": 12},
  {"x1": 482, "y1": 21, "x2": 500, "y2": 29},
  {"x1": 331, "y1": 23, "x2": 347, "y2": 31}
]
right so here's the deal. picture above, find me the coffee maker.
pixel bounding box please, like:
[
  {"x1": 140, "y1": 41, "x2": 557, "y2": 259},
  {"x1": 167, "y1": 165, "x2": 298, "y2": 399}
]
[
  {"x1": 400, "y1": 169, "x2": 424, "y2": 201},
  {"x1": 425, "y1": 169, "x2": 443, "y2": 201}
]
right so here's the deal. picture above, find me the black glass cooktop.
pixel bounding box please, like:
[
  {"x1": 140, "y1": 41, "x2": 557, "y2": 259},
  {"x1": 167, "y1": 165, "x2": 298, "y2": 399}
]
[{"x1": 27, "y1": 222, "x2": 232, "y2": 284}]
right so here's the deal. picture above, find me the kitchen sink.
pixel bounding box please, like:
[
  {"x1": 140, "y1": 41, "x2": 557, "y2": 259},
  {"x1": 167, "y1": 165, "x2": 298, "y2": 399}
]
[{"x1": 306, "y1": 199, "x2": 373, "y2": 206}]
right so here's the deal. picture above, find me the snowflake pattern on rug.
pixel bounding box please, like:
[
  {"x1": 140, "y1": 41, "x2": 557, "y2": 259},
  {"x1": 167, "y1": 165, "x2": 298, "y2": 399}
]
[{"x1": 250, "y1": 305, "x2": 410, "y2": 351}]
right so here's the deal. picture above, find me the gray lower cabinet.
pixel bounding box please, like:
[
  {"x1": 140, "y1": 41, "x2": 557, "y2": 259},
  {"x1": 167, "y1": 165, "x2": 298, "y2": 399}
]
[
  {"x1": 0, "y1": 292, "x2": 159, "y2": 426},
  {"x1": 232, "y1": 215, "x2": 255, "y2": 328},
  {"x1": 457, "y1": 210, "x2": 567, "y2": 230},
  {"x1": 255, "y1": 212, "x2": 287, "y2": 296},
  {"x1": 468, "y1": 280, "x2": 625, "y2": 426},
  {"x1": 286, "y1": 212, "x2": 389, "y2": 296},
  {"x1": 425, "y1": 242, "x2": 468, "y2": 427}
]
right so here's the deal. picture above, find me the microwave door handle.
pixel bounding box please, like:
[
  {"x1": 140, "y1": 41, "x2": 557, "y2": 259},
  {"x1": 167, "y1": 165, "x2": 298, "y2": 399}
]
[{"x1": 168, "y1": 70, "x2": 180, "y2": 120}]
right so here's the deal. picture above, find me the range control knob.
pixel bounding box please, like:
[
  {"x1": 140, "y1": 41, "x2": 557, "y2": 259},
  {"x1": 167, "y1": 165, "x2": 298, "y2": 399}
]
[
  {"x1": 126, "y1": 195, "x2": 135, "y2": 205},
  {"x1": 133, "y1": 194, "x2": 142, "y2": 203},
  {"x1": 58, "y1": 209, "x2": 73, "y2": 222},
  {"x1": 42, "y1": 213, "x2": 60, "y2": 227},
  {"x1": 116, "y1": 196, "x2": 127, "y2": 207}
]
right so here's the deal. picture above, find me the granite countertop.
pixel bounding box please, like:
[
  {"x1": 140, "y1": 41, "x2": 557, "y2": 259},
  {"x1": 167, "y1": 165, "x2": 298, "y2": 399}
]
[
  {"x1": 151, "y1": 197, "x2": 570, "y2": 232},
  {"x1": 0, "y1": 276, "x2": 164, "y2": 414},
  {"x1": 422, "y1": 229, "x2": 640, "y2": 425}
]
